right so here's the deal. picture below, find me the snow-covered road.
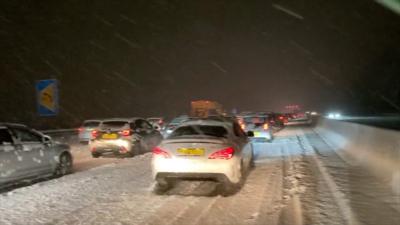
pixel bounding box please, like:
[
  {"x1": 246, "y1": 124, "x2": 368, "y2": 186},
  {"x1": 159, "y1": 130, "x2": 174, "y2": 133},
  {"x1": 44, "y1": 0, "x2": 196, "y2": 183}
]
[{"x1": 0, "y1": 127, "x2": 399, "y2": 225}]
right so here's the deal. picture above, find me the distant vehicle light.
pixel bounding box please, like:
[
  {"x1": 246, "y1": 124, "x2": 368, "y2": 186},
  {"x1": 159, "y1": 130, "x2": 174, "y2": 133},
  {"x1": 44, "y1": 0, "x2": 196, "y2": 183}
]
[
  {"x1": 166, "y1": 129, "x2": 173, "y2": 134},
  {"x1": 311, "y1": 111, "x2": 318, "y2": 115},
  {"x1": 263, "y1": 123, "x2": 269, "y2": 130},
  {"x1": 240, "y1": 123, "x2": 246, "y2": 130},
  {"x1": 78, "y1": 127, "x2": 84, "y2": 132},
  {"x1": 328, "y1": 112, "x2": 341, "y2": 119}
]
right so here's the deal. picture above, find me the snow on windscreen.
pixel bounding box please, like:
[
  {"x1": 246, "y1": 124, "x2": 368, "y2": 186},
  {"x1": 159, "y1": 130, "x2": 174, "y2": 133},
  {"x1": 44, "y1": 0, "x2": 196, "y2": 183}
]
[{"x1": 169, "y1": 125, "x2": 228, "y2": 138}]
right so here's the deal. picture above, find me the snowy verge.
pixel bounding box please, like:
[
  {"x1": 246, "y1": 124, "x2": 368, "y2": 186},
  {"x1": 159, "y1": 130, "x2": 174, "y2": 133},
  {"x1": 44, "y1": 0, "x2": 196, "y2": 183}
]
[{"x1": 314, "y1": 118, "x2": 400, "y2": 195}]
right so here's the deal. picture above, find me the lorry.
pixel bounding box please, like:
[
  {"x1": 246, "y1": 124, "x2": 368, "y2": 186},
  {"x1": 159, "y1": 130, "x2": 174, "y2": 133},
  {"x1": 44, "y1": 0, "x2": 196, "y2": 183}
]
[{"x1": 190, "y1": 100, "x2": 225, "y2": 118}]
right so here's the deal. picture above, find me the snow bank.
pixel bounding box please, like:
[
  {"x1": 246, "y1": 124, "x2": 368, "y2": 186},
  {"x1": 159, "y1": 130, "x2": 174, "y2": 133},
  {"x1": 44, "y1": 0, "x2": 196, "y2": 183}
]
[{"x1": 315, "y1": 118, "x2": 400, "y2": 195}]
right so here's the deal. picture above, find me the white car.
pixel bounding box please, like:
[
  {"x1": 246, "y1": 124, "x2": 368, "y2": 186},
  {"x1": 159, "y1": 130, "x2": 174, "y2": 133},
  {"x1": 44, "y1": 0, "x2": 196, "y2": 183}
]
[{"x1": 152, "y1": 118, "x2": 254, "y2": 193}]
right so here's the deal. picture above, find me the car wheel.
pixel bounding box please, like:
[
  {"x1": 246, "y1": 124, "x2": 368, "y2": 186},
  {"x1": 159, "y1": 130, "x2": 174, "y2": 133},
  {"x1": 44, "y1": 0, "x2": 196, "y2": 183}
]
[
  {"x1": 129, "y1": 145, "x2": 141, "y2": 157},
  {"x1": 55, "y1": 153, "x2": 73, "y2": 177},
  {"x1": 153, "y1": 180, "x2": 171, "y2": 194}
]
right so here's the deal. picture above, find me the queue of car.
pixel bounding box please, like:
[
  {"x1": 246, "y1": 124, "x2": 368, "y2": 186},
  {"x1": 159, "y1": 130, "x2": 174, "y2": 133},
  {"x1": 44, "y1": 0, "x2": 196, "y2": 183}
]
[{"x1": 1, "y1": 111, "x2": 309, "y2": 194}]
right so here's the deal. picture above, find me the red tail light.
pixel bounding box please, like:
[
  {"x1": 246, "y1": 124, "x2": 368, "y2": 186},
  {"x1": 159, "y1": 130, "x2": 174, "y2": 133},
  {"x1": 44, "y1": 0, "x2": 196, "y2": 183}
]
[
  {"x1": 208, "y1": 147, "x2": 234, "y2": 160},
  {"x1": 263, "y1": 123, "x2": 269, "y2": 130},
  {"x1": 78, "y1": 127, "x2": 84, "y2": 132},
  {"x1": 91, "y1": 130, "x2": 99, "y2": 139},
  {"x1": 153, "y1": 147, "x2": 171, "y2": 158},
  {"x1": 240, "y1": 123, "x2": 246, "y2": 130},
  {"x1": 279, "y1": 116, "x2": 284, "y2": 120},
  {"x1": 119, "y1": 129, "x2": 131, "y2": 136}
]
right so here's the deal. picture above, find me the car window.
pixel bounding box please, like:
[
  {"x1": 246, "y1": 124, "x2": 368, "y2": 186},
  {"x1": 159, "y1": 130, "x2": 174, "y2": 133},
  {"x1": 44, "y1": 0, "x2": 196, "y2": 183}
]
[
  {"x1": 244, "y1": 117, "x2": 267, "y2": 124},
  {"x1": 135, "y1": 119, "x2": 152, "y2": 130},
  {"x1": 11, "y1": 127, "x2": 42, "y2": 142},
  {"x1": 83, "y1": 121, "x2": 100, "y2": 128},
  {"x1": 0, "y1": 128, "x2": 13, "y2": 145},
  {"x1": 101, "y1": 121, "x2": 128, "y2": 129},
  {"x1": 169, "y1": 125, "x2": 228, "y2": 138}
]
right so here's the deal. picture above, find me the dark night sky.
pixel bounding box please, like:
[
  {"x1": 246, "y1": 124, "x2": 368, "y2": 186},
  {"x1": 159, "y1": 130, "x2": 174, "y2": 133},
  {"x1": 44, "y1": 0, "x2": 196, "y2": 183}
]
[{"x1": 1, "y1": 0, "x2": 400, "y2": 128}]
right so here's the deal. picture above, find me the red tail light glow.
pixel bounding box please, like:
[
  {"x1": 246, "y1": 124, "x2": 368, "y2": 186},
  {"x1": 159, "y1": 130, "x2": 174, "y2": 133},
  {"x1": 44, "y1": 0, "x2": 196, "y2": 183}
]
[
  {"x1": 208, "y1": 147, "x2": 234, "y2": 160},
  {"x1": 91, "y1": 130, "x2": 99, "y2": 139},
  {"x1": 78, "y1": 127, "x2": 84, "y2": 132},
  {"x1": 119, "y1": 129, "x2": 132, "y2": 136},
  {"x1": 279, "y1": 116, "x2": 284, "y2": 120},
  {"x1": 263, "y1": 123, "x2": 269, "y2": 130},
  {"x1": 240, "y1": 123, "x2": 246, "y2": 130},
  {"x1": 153, "y1": 147, "x2": 171, "y2": 158}
]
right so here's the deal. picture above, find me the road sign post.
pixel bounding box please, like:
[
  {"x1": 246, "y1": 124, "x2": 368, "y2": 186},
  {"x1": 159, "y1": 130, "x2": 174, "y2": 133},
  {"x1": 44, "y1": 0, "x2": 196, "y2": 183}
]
[{"x1": 36, "y1": 79, "x2": 59, "y2": 116}]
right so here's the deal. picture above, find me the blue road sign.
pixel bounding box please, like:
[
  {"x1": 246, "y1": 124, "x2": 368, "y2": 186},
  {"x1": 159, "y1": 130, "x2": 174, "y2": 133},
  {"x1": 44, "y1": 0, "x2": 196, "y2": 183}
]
[{"x1": 36, "y1": 79, "x2": 59, "y2": 116}]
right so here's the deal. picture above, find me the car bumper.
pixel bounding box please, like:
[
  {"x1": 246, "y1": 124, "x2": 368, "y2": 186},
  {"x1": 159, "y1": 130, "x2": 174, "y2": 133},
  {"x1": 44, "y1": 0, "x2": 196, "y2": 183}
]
[
  {"x1": 90, "y1": 140, "x2": 133, "y2": 155},
  {"x1": 152, "y1": 157, "x2": 241, "y2": 184}
]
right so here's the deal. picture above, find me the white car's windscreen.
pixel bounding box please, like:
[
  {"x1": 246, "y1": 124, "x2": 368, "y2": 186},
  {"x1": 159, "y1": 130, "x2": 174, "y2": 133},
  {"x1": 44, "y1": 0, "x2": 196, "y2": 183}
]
[{"x1": 169, "y1": 125, "x2": 228, "y2": 138}]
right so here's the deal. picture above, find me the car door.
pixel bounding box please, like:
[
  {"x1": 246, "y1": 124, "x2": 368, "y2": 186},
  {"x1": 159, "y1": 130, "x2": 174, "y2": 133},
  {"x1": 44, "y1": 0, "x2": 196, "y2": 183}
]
[
  {"x1": 134, "y1": 119, "x2": 161, "y2": 152},
  {"x1": 232, "y1": 122, "x2": 253, "y2": 168},
  {"x1": 0, "y1": 127, "x2": 23, "y2": 185},
  {"x1": 9, "y1": 127, "x2": 50, "y2": 176}
]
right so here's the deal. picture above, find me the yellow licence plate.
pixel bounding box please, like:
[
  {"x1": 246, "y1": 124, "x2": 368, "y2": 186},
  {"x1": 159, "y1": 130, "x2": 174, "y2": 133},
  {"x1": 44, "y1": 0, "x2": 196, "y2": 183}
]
[
  {"x1": 177, "y1": 148, "x2": 205, "y2": 156},
  {"x1": 101, "y1": 133, "x2": 118, "y2": 139}
]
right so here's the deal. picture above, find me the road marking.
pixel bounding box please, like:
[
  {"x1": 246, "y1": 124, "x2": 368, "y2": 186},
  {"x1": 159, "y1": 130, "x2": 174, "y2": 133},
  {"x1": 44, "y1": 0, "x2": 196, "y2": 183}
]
[{"x1": 298, "y1": 130, "x2": 361, "y2": 225}]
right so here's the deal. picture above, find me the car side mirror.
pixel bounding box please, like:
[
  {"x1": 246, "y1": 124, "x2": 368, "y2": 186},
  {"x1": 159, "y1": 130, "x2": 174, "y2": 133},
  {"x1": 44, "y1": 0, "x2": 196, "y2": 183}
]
[
  {"x1": 247, "y1": 131, "x2": 254, "y2": 137},
  {"x1": 43, "y1": 135, "x2": 52, "y2": 145}
]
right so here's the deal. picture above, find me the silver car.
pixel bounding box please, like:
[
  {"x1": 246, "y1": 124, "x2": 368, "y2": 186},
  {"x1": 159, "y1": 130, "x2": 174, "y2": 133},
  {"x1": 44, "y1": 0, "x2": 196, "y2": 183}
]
[
  {"x1": 239, "y1": 115, "x2": 273, "y2": 142},
  {"x1": 78, "y1": 119, "x2": 102, "y2": 143},
  {"x1": 0, "y1": 123, "x2": 73, "y2": 188},
  {"x1": 90, "y1": 118, "x2": 163, "y2": 158},
  {"x1": 152, "y1": 118, "x2": 254, "y2": 193}
]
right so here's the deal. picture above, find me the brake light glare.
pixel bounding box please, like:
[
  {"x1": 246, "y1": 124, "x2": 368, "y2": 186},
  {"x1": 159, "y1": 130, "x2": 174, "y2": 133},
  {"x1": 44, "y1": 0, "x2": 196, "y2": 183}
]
[
  {"x1": 119, "y1": 129, "x2": 131, "y2": 136},
  {"x1": 208, "y1": 147, "x2": 234, "y2": 160},
  {"x1": 153, "y1": 147, "x2": 171, "y2": 158},
  {"x1": 78, "y1": 127, "x2": 84, "y2": 132},
  {"x1": 240, "y1": 123, "x2": 246, "y2": 130},
  {"x1": 91, "y1": 130, "x2": 99, "y2": 139},
  {"x1": 263, "y1": 123, "x2": 269, "y2": 130}
]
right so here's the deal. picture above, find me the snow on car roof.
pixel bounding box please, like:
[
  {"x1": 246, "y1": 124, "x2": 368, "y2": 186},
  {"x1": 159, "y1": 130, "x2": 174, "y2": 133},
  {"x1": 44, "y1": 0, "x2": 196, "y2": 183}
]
[
  {"x1": 101, "y1": 118, "x2": 141, "y2": 122},
  {"x1": 179, "y1": 119, "x2": 233, "y2": 128}
]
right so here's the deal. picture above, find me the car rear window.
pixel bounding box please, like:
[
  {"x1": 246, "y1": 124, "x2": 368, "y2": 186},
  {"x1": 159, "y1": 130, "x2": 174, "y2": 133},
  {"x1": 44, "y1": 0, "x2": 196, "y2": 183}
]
[
  {"x1": 83, "y1": 121, "x2": 100, "y2": 127},
  {"x1": 0, "y1": 128, "x2": 13, "y2": 144},
  {"x1": 244, "y1": 117, "x2": 267, "y2": 124},
  {"x1": 169, "y1": 125, "x2": 228, "y2": 138},
  {"x1": 101, "y1": 121, "x2": 128, "y2": 129}
]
